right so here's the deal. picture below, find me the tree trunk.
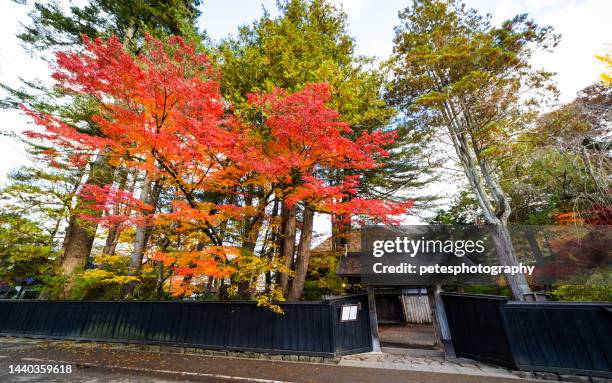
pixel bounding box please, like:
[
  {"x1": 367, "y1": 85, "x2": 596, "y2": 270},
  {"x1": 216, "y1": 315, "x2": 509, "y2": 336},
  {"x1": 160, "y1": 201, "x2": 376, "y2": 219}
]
[
  {"x1": 125, "y1": 176, "x2": 162, "y2": 298},
  {"x1": 278, "y1": 202, "x2": 297, "y2": 296},
  {"x1": 103, "y1": 167, "x2": 135, "y2": 255},
  {"x1": 441, "y1": 99, "x2": 531, "y2": 300},
  {"x1": 155, "y1": 237, "x2": 170, "y2": 299},
  {"x1": 129, "y1": 175, "x2": 162, "y2": 272},
  {"x1": 59, "y1": 154, "x2": 113, "y2": 281},
  {"x1": 102, "y1": 228, "x2": 120, "y2": 256},
  {"x1": 490, "y1": 224, "x2": 531, "y2": 300},
  {"x1": 525, "y1": 227, "x2": 543, "y2": 261},
  {"x1": 234, "y1": 190, "x2": 268, "y2": 299},
  {"x1": 129, "y1": 174, "x2": 153, "y2": 272},
  {"x1": 262, "y1": 199, "x2": 280, "y2": 294},
  {"x1": 205, "y1": 276, "x2": 215, "y2": 293},
  {"x1": 156, "y1": 261, "x2": 164, "y2": 299},
  {"x1": 242, "y1": 190, "x2": 267, "y2": 253},
  {"x1": 60, "y1": 215, "x2": 93, "y2": 272},
  {"x1": 332, "y1": 214, "x2": 350, "y2": 254},
  {"x1": 287, "y1": 206, "x2": 314, "y2": 301}
]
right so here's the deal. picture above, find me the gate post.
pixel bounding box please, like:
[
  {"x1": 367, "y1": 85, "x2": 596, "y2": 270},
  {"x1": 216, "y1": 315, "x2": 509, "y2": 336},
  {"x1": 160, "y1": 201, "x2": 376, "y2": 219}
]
[
  {"x1": 366, "y1": 286, "x2": 381, "y2": 352},
  {"x1": 427, "y1": 285, "x2": 455, "y2": 357}
]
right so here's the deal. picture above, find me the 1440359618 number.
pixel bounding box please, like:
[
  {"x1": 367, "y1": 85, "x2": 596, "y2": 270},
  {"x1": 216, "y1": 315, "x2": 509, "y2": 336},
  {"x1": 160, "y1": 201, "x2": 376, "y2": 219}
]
[{"x1": 9, "y1": 364, "x2": 72, "y2": 374}]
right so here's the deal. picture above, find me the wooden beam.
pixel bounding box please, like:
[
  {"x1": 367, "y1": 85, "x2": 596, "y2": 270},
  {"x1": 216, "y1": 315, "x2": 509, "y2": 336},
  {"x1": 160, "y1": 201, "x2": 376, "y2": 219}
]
[
  {"x1": 427, "y1": 285, "x2": 455, "y2": 357},
  {"x1": 366, "y1": 286, "x2": 381, "y2": 352}
]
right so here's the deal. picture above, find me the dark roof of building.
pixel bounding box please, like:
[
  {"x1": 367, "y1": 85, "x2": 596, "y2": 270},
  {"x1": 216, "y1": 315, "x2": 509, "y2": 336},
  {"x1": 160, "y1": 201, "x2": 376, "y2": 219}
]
[
  {"x1": 336, "y1": 252, "x2": 363, "y2": 277},
  {"x1": 311, "y1": 231, "x2": 361, "y2": 254}
]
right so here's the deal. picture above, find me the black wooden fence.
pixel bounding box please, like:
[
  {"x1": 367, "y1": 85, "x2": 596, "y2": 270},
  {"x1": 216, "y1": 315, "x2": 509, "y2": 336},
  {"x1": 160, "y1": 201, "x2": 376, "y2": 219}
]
[
  {"x1": 441, "y1": 293, "x2": 516, "y2": 368},
  {"x1": 0, "y1": 294, "x2": 371, "y2": 357},
  {"x1": 442, "y1": 293, "x2": 612, "y2": 378}
]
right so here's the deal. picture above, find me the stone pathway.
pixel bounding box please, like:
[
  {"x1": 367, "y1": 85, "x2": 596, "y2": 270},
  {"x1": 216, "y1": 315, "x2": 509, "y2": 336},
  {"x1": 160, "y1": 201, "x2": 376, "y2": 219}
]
[
  {"x1": 339, "y1": 349, "x2": 519, "y2": 379},
  {"x1": 378, "y1": 324, "x2": 438, "y2": 348}
]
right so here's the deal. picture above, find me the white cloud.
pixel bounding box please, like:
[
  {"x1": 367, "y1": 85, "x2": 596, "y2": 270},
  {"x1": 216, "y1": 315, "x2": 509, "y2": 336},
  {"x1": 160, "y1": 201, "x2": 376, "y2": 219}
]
[
  {"x1": 530, "y1": 0, "x2": 611, "y2": 102},
  {"x1": 468, "y1": 0, "x2": 612, "y2": 102},
  {"x1": 332, "y1": 0, "x2": 366, "y2": 20}
]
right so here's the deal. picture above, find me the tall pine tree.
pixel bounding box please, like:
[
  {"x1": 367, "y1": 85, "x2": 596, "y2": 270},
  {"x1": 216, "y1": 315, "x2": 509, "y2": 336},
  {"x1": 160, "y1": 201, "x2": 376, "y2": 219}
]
[{"x1": 219, "y1": 0, "x2": 433, "y2": 300}]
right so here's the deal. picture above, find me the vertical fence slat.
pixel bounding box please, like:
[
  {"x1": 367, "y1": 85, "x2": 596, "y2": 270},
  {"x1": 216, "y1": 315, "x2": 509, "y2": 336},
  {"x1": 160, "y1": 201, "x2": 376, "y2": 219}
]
[{"x1": 0, "y1": 301, "x2": 14, "y2": 331}]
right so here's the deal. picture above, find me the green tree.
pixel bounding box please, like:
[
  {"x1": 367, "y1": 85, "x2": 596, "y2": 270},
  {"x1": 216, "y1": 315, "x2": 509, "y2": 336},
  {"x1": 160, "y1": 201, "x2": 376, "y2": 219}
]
[
  {"x1": 0, "y1": 212, "x2": 58, "y2": 295},
  {"x1": 503, "y1": 82, "x2": 611, "y2": 224},
  {"x1": 0, "y1": 166, "x2": 85, "y2": 245},
  {"x1": 218, "y1": 0, "x2": 434, "y2": 300},
  {"x1": 387, "y1": 0, "x2": 559, "y2": 299},
  {"x1": 429, "y1": 190, "x2": 480, "y2": 224},
  {"x1": 16, "y1": 0, "x2": 202, "y2": 54}
]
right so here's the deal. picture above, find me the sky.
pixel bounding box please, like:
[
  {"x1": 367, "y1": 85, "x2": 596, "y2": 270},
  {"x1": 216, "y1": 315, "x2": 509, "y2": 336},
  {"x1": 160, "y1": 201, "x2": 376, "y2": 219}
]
[
  {"x1": 0, "y1": 0, "x2": 610, "y2": 236},
  {"x1": 198, "y1": 0, "x2": 611, "y2": 100}
]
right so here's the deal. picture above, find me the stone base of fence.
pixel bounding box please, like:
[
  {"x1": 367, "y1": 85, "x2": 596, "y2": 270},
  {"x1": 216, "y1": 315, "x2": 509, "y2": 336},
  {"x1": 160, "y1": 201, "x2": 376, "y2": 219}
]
[
  {"x1": 512, "y1": 369, "x2": 611, "y2": 383},
  {"x1": 1, "y1": 336, "x2": 341, "y2": 364}
]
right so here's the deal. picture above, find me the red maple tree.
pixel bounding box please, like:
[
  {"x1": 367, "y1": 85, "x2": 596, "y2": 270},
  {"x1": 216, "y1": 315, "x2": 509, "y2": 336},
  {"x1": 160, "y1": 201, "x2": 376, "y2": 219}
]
[{"x1": 24, "y1": 34, "x2": 411, "y2": 298}]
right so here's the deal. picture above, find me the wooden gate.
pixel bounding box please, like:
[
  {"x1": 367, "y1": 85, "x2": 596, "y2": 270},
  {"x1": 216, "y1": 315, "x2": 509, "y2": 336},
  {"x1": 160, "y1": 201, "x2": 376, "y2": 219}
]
[{"x1": 401, "y1": 294, "x2": 432, "y2": 324}]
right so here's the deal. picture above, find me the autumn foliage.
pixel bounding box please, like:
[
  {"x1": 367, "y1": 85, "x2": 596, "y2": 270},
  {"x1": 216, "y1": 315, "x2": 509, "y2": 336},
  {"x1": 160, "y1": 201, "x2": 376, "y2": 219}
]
[
  {"x1": 23, "y1": 34, "x2": 411, "y2": 300},
  {"x1": 241, "y1": 83, "x2": 410, "y2": 218}
]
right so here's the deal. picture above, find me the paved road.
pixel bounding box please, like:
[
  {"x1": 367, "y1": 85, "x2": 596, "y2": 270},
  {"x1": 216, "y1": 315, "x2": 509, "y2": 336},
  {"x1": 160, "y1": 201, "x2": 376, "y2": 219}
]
[{"x1": 0, "y1": 339, "x2": 525, "y2": 383}]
